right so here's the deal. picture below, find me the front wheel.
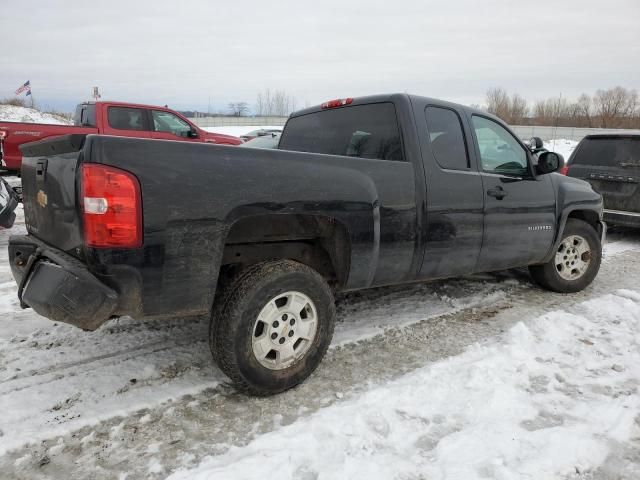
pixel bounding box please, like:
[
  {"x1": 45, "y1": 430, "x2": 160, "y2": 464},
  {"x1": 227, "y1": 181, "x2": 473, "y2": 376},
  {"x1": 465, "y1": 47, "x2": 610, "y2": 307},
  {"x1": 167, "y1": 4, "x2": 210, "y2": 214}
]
[
  {"x1": 210, "y1": 260, "x2": 336, "y2": 396},
  {"x1": 529, "y1": 219, "x2": 602, "y2": 293}
]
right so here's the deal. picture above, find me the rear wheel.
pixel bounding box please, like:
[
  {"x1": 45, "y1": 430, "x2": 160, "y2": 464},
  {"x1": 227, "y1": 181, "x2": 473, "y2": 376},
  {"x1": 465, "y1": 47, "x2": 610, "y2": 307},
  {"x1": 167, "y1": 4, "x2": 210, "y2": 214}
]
[
  {"x1": 529, "y1": 219, "x2": 601, "y2": 293},
  {"x1": 210, "y1": 260, "x2": 335, "y2": 396}
]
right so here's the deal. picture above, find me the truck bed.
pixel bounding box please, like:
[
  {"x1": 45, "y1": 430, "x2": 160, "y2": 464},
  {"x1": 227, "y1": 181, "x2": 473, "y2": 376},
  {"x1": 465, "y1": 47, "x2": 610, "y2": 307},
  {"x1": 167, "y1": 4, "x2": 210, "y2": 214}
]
[{"x1": 14, "y1": 133, "x2": 417, "y2": 327}]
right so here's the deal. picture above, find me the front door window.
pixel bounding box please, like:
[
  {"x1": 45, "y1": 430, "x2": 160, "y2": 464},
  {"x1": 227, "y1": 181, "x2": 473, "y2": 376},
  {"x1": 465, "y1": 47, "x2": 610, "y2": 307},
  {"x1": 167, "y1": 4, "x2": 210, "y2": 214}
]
[
  {"x1": 472, "y1": 116, "x2": 528, "y2": 176},
  {"x1": 152, "y1": 111, "x2": 192, "y2": 138}
]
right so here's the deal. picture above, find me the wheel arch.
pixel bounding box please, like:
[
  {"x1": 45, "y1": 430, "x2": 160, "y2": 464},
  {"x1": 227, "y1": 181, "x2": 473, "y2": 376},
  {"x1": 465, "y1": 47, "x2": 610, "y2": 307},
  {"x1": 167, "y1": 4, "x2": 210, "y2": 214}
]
[
  {"x1": 219, "y1": 213, "x2": 352, "y2": 289},
  {"x1": 542, "y1": 207, "x2": 604, "y2": 263}
]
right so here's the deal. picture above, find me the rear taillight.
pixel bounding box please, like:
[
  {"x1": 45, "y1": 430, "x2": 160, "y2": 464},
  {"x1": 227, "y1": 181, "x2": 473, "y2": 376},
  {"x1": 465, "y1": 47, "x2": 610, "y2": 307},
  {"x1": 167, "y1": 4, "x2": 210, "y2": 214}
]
[
  {"x1": 559, "y1": 165, "x2": 570, "y2": 175},
  {"x1": 81, "y1": 164, "x2": 142, "y2": 248},
  {"x1": 321, "y1": 98, "x2": 353, "y2": 109}
]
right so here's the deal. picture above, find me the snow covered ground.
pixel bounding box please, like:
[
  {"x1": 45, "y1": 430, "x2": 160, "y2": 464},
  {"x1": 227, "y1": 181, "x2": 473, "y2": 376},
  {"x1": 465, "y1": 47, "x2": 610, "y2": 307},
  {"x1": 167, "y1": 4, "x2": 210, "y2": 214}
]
[
  {"x1": 545, "y1": 138, "x2": 579, "y2": 161},
  {"x1": 0, "y1": 104, "x2": 72, "y2": 125},
  {"x1": 0, "y1": 175, "x2": 639, "y2": 479},
  {"x1": 171, "y1": 291, "x2": 640, "y2": 480}
]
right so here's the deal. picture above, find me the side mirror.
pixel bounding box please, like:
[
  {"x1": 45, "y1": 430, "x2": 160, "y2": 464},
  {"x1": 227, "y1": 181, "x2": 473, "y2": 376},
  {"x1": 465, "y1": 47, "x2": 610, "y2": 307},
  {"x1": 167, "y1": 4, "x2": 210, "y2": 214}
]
[
  {"x1": 529, "y1": 136, "x2": 544, "y2": 150},
  {"x1": 187, "y1": 128, "x2": 199, "y2": 138},
  {"x1": 536, "y1": 151, "x2": 564, "y2": 175}
]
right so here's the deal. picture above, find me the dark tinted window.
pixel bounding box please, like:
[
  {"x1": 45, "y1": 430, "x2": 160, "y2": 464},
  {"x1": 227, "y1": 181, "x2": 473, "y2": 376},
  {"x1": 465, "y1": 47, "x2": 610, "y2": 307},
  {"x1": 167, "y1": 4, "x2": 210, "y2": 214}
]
[
  {"x1": 108, "y1": 107, "x2": 146, "y2": 131},
  {"x1": 425, "y1": 106, "x2": 468, "y2": 170},
  {"x1": 572, "y1": 137, "x2": 640, "y2": 168},
  {"x1": 279, "y1": 103, "x2": 404, "y2": 161},
  {"x1": 73, "y1": 104, "x2": 96, "y2": 127}
]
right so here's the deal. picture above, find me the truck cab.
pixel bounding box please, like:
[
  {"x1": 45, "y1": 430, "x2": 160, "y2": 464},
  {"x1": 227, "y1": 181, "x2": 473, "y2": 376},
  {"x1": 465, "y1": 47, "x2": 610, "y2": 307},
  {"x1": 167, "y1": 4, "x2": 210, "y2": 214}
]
[
  {"x1": 73, "y1": 101, "x2": 242, "y2": 145},
  {"x1": 0, "y1": 101, "x2": 241, "y2": 171}
]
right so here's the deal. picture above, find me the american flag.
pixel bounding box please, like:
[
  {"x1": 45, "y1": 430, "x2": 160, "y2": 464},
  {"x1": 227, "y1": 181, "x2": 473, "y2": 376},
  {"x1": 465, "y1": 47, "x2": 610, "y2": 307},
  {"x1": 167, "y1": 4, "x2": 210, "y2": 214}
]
[{"x1": 15, "y1": 81, "x2": 31, "y2": 96}]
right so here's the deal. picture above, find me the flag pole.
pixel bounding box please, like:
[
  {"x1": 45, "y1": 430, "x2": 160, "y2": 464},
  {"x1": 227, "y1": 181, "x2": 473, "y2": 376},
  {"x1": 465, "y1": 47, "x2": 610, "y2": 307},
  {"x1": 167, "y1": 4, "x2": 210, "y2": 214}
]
[{"x1": 30, "y1": 83, "x2": 35, "y2": 109}]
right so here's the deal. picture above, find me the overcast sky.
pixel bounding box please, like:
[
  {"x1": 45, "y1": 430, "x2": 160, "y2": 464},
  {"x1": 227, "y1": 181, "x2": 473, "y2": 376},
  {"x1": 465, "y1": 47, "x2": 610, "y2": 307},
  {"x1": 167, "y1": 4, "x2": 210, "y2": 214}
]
[{"x1": 1, "y1": 0, "x2": 639, "y2": 113}]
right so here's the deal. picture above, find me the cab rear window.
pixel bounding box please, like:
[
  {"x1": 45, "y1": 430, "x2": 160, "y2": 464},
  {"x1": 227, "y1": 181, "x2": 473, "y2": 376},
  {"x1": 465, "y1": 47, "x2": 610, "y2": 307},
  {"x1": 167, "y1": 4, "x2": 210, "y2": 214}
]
[
  {"x1": 572, "y1": 137, "x2": 640, "y2": 167},
  {"x1": 279, "y1": 103, "x2": 404, "y2": 161}
]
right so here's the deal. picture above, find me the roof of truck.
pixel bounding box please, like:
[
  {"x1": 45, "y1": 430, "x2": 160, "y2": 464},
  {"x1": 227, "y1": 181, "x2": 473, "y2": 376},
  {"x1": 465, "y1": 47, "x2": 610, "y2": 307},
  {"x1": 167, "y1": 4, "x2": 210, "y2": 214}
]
[
  {"x1": 289, "y1": 93, "x2": 493, "y2": 121},
  {"x1": 582, "y1": 132, "x2": 640, "y2": 139},
  {"x1": 79, "y1": 100, "x2": 177, "y2": 111}
]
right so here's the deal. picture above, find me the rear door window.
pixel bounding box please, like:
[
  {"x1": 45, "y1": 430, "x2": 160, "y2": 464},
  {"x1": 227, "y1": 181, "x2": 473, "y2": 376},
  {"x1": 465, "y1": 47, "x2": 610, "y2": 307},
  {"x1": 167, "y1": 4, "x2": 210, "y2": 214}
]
[
  {"x1": 107, "y1": 107, "x2": 147, "y2": 131},
  {"x1": 279, "y1": 102, "x2": 404, "y2": 161},
  {"x1": 425, "y1": 106, "x2": 469, "y2": 170},
  {"x1": 74, "y1": 104, "x2": 96, "y2": 127},
  {"x1": 572, "y1": 137, "x2": 640, "y2": 168}
]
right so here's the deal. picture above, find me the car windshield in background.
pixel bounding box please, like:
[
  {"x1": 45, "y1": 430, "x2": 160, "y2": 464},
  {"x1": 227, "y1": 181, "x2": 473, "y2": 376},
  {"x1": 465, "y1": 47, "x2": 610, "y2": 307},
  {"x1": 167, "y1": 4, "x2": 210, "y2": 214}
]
[
  {"x1": 572, "y1": 137, "x2": 640, "y2": 167},
  {"x1": 279, "y1": 102, "x2": 404, "y2": 161},
  {"x1": 240, "y1": 133, "x2": 280, "y2": 149}
]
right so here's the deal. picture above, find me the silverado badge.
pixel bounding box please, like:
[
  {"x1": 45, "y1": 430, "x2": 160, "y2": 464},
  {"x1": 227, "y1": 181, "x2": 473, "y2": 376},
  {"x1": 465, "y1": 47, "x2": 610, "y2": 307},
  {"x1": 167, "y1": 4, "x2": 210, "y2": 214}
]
[{"x1": 37, "y1": 189, "x2": 48, "y2": 208}]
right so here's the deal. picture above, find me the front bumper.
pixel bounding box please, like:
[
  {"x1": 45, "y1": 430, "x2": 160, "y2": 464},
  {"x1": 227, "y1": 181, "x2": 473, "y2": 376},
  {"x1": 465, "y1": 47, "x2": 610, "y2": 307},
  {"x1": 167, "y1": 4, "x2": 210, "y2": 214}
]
[{"x1": 9, "y1": 235, "x2": 118, "y2": 330}]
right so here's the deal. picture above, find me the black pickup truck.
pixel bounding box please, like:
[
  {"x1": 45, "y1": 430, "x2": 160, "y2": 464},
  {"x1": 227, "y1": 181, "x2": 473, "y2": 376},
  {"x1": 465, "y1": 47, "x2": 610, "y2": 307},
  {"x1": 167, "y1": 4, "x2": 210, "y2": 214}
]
[{"x1": 9, "y1": 94, "x2": 605, "y2": 395}]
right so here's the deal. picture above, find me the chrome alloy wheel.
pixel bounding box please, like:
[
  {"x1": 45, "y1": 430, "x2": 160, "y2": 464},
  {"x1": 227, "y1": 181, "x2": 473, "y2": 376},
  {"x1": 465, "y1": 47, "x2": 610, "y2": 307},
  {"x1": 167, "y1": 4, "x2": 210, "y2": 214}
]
[
  {"x1": 555, "y1": 234, "x2": 592, "y2": 281},
  {"x1": 251, "y1": 291, "x2": 318, "y2": 370}
]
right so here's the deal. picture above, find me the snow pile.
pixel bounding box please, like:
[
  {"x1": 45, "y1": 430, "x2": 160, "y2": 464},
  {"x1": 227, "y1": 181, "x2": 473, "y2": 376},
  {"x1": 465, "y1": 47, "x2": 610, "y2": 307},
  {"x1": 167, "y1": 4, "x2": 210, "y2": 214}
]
[
  {"x1": 201, "y1": 125, "x2": 282, "y2": 137},
  {"x1": 0, "y1": 104, "x2": 72, "y2": 125},
  {"x1": 544, "y1": 138, "x2": 578, "y2": 161},
  {"x1": 170, "y1": 291, "x2": 640, "y2": 480}
]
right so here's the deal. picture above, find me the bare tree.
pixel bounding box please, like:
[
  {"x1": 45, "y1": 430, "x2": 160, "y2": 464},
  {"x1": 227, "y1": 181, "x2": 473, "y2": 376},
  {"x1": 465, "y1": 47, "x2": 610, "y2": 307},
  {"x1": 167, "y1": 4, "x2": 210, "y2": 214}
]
[
  {"x1": 485, "y1": 87, "x2": 510, "y2": 120},
  {"x1": 255, "y1": 89, "x2": 297, "y2": 116},
  {"x1": 575, "y1": 94, "x2": 592, "y2": 127},
  {"x1": 593, "y1": 86, "x2": 638, "y2": 128},
  {"x1": 485, "y1": 88, "x2": 528, "y2": 124},
  {"x1": 228, "y1": 102, "x2": 249, "y2": 117},
  {"x1": 483, "y1": 87, "x2": 640, "y2": 129},
  {"x1": 509, "y1": 94, "x2": 528, "y2": 124},
  {"x1": 532, "y1": 97, "x2": 571, "y2": 126}
]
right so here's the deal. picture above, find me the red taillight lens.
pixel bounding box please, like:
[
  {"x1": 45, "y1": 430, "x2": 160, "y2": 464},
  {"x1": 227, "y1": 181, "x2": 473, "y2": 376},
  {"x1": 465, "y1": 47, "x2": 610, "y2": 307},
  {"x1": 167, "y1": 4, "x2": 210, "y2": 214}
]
[
  {"x1": 321, "y1": 98, "x2": 353, "y2": 109},
  {"x1": 81, "y1": 164, "x2": 142, "y2": 248},
  {"x1": 559, "y1": 165, "x2": 570, "y2": 175}
]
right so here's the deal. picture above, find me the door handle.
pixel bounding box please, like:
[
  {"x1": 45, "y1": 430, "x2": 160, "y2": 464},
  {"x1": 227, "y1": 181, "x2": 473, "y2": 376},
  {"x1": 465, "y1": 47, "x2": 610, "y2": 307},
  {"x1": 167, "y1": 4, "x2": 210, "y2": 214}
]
[
  {"x1": 36, "y1": 159, "x2": 48, "y2": 181},
  {"x1": 487, "y1": 187, "x2": 507, "y2": 199}
]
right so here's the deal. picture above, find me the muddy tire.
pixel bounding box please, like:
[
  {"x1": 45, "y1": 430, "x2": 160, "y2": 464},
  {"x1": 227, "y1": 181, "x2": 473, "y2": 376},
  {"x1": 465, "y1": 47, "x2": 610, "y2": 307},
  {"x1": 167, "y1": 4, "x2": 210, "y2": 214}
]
[
  {"x1": 529, "y1": 219, "x2": 601, "y2": 293},
  {"x1": 210, "y1": 260, "x2": 336, "y2": 396}
]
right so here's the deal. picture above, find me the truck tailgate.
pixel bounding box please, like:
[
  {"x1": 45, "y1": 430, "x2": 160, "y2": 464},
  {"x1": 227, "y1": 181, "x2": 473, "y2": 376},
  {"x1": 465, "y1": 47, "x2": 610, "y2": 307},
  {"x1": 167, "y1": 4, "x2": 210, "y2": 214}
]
[{"x1": 19, "y1": 134, "x2": 86, "y2": 255}]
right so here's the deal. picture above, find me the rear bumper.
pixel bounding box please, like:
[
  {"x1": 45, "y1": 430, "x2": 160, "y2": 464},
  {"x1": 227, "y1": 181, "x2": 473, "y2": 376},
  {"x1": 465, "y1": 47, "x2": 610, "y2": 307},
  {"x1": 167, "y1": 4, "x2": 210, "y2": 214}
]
[
  {"x1": 603, "y1": 209, "x2": 640, "y2": 228},
  {"x1": 9, "y1": 235, "x2": 118, "y2": 330}
]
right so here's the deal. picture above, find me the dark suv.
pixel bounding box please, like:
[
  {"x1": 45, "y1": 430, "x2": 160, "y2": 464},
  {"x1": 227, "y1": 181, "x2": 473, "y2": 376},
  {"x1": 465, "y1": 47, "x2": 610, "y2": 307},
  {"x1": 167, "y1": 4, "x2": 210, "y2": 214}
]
[{"x1": 565, "y1": 134, "x2": 640, "y2": 227}]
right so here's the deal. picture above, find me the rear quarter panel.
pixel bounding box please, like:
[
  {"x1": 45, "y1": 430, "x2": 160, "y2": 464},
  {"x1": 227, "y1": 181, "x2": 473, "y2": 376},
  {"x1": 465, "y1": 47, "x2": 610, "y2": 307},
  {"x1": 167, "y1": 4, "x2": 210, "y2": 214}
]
[{"x1": 84, "y1": 135, "x2": 418, "y2": 319}]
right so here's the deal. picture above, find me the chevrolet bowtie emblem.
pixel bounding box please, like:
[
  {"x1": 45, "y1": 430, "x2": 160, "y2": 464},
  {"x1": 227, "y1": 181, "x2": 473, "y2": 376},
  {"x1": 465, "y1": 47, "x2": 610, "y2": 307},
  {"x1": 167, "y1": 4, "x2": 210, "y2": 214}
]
[{"x1": 37, "y1": 190, "x2": 48, "y2": 208}]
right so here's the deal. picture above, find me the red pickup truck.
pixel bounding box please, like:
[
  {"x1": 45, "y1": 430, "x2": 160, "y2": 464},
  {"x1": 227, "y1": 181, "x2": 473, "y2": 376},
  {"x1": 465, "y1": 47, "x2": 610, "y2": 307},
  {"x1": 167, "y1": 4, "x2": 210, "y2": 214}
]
[{"x1": 0, "y1": 101, "x2": 242, "y2": 171}]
